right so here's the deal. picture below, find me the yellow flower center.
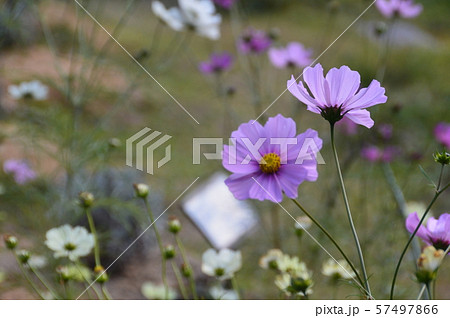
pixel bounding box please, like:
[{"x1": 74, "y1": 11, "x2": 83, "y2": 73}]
[{"x1": 260, "y1": 153, "x2": 281, "y2": 174}]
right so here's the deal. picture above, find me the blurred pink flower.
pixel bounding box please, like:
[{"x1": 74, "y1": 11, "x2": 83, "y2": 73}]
[
  {"x1": 287, "y1": 64, "x2": 387, "y2": 128},
  {"x1": 238, "y1": 28, "x2": 272, "y2": 55},
  {"x1": 4, "y1": 159, "x2": 37, "y2": 184},
  {"x1": 199, "y1": 52, "x2": 233, "y2": 74},
  {"x1": 361, "y1": 145, "x2": 398, "y2": 163},
  {"x1": 213, "y1": 0, "x2": 237, "y2": 9},
  {"x1": 376, "y1": 0, "x2": 423, "y2": 19},
  {"x1": 406, "y1": 212, "x2": 450, "y2": 251},
  {"x1": 268, "y1": 42, "x2": 313, "y2": 69},
  {"x1": 434, "y1": 122, "x2": 450, "y2": 149},
  {"x1": 222, "y1": 114, "x2": 322, "y2": 202},
  {"x1": 377, "y1": 123, "x2": 393, "y2": 140},
  {"x1": 336, "y1": 117, "x2": 358, "y2": 136}
]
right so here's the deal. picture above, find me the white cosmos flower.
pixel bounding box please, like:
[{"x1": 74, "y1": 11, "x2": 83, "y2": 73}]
[
  {"x1": 202, "y1": 248, "x2": 241, "y2": 280},
  {"x1": 259, "y1": 249, "x2": 283, "y2": 269},
  {"x1": 27, "y1": 255, "x2": 48, "y2": 269},
  {"x1": 8, "y1": 80, "x2": 48, "y2": 100},
  {"x1": 321, "y1": 259, "x2": 356, "y2": 280},
  {"x1": 209, "y1": 285, "x2": 238, "y2": 300},
  {"x1": 295, "y1": 216, "x2": 312, "y2": 231},
  {"x1": 152, "y1": 0, "x2": 221, "y2": 40},
  {"x1": 45, "y1": 225, "x2": 94, "y2": 261},
  {"x1": 141, "y1": 282, "x2": 177, "y2": 300},
  {"x1": 178, "y1": 0, "x2": 221, "y2": 40},
  {"x1": 152, "y1": 1, "x2": 185, "y2": 31},
  {"x1": 275, "y1": 272, "x2": 313, "y2": 297}
]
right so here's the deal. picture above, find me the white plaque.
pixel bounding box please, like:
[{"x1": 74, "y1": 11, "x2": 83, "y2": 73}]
[{"x1": 182, "y1": 173, "x2": 259, "y2": 249}]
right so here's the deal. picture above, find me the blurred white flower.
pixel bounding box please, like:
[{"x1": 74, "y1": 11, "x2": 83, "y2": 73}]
[
  {"x1": 275, "y1": 273, "x2": 313, "y2": 297},
  {"x1": 178, "y1": 0, "x2": 221, "y2": 40},
  {"x1": 8, "y1": 80, "x2": 48, "y2": 100},
  {"x1": 277, "y1": 254, "x2": 303, "y2": 274},
  {"x1": 152, "y1": 1, "x2": 185, "y2": 31},
  {"x1": 294, "y1": 216, "x2": 312, "y2": 231},
  {"x1": 152, "y1": 0, "x2": 221, "y2": 40},
  {"x1": 209, "y1": 285, "x2": 238, "y2": 300},
  {"x1": 45, "y1": 225, "x2": 94, "y2": 261},
  {"x1": 259, "y1": 249, "x2": 283, "y2": 269},
  {"x1": 321, "y1": 259, "x2": 356, "y2": 280},
  {"x1": 406, "y1": 201, "x2": 433, "y2": 220},
  {"x1": 202, "y1": 248, "x2": 241, "y2": 280},
  {"x1": 141, "y1": 281, "x2": 177, "y2": 300},
  {"x1": 27, "y1": 255, "x2": 48, "y2": 269}
]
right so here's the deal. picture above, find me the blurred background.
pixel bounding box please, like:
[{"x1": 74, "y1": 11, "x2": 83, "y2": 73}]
[{"x1": 0, "y1": 0, "x2": 448, "y2": 299}]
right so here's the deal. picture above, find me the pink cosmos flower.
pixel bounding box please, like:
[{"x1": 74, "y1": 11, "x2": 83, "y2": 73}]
[
  {"x1": 287, "y1": 64, "x2": 387, "y2": 128},
  {"x1": 268, "y1": 42, "x2": 313, "y2": 69},
  {"x1": 361, "y1": 145, "x2": 398, "y2": 163},
  {"x1": 213, "y1": 0, "x2": 237, "y2": 9},
  {"x1": 199, "y1": 52, "x2": 233, "y2": 74},
  {"x1": 406, "y1": 212, "x2": 450, "y2": 251},
  {"x1": 4, "y1": 159, "x2": 37, "y2": 184},
  {"x1": 376, "y1": 0, "x2": 423, "y2": 19},
  {"x1": 238, "y1": 28, "x2": 272, "y2": 55},
  {"x1": 434, "y1": 122, "x2": 450, "y2": 149},
  {"x1": 222, "y1": 114, "x2": 322, "y2": 203}
]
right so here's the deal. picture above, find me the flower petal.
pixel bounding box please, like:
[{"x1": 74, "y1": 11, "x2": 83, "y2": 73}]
[
  {"x1": 345, "y1": 79, "x2": 387, "y2": 110},
  {"x1": 344, "y1": 109, "x2": 374, "y2": 128},
  {"x1": 325, "y1": 65, "x2": 361, "y2": 106},
  {"x1": 406, "y1": 212, "x2": 432, "y2": 245}
]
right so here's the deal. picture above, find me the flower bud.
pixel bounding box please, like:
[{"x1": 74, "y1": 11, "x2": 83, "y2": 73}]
[
  {"x1": 181, "y1": 263, "x2": 192, "y2": 278},
  {"x1": 289, "y1": 276, "x2": 313, "y2": 295},
  {"x1": 56, "y1": 266, "x2": 71, "y2": 282},
  {"x1": 168, "y1": 216, "x2": 182, "y2": 234},
  {"x1": 94, "y1": 265, "x2": 109, "y2": 284},
  {"x1": 163, "y1": 244, "x2": 176, "y2": 260},
  {"x1": 416, "y1": 246, "x2": 444, "y2": 284},
  {"x1": 433, "y1": 151, "x2": 450, "y2": 165},
  {"x1": 108, "y1": 138, "x2": 122, "y2": 148},
  {"x1": 17, "y1": 250, "x2": 31, "y2": 264},
  {"x1": 295, "y1": 216, "x2": 312, "y2": 238},
  {"x1": 4, "y1": 234, "x2": 18, "y2": 250},
  {"x1": 79, "y1": 191, "x2": 95, "y2": 208},
  {"x1": 374, "y1": 21, "x2": 387, "y2": 37},
  {"x1": 134, "y1": 183, "x2": 149, "y2": 198}
]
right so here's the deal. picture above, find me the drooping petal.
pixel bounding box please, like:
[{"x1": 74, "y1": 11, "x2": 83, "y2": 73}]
[
  {"x1": 344, "y1": 79, "x2": 387, "y2": 110},
  {"x1": 405, "y1": 212, "x2": 432, "y2": 245},
  {"x1": 344, "y1": 109, "x2": 375, "y2": 128},
  {"x1": 287, "y1": 76, "x2": 321, "y2": 112}
]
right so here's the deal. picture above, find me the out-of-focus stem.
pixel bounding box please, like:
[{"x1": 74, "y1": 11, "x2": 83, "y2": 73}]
[
  {"x1": 143, "y1": 198, "x2": 169, "y2": 299},
  {"x1": 171, "y1": 260, "x2": 188, "y2": 300},
  {"x1": 175, "y1": 235, "x2": 198, "y2": 300}
]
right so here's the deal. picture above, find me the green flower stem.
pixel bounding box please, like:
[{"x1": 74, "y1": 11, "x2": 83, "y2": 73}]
[
  {"x1": 330, "y1": 124, "x2": 371, "y2": 295},
  {"x1": 143, "y1": 198, "x2": 169, "y2": 299},
  {"x1": 171, "y1": 260, "x2": 189, "y2": 300},
  {"x1": 416, "y1": 284, "x2": 426, "y2": 300},
  {"x1": 390, "y1": 165, "x2": 448, "y2": 300},
  {"x1": 271, "y1": 207, "x2": 281, "y2": 249},
  {"x1": 101, "y1": 284, "x2": 112, "y2": 300},
  {"x1": 292, "y1": 199, "x2": 364, "y2": 289},
  {"x1": 175, "y1": 235, "x2": 198, "y2": 300},
  {"x1": 75, "y1": 262, "x2": 103, "y2": 300},
  {"x1": 231, "y1": 276, "x2": 241, "y2": 300},
  {"x1": 85, "y1": 207, "x2": 101, "y2": 267},
  {"x1": 28, "y1": 265, "x2": 60, "y2": 300},
  {"x1": 14, "y1": 254, "x2": 45, "y2": 299},
  {"x1": 426, "y1": 283, "x2": 432, "y2": 300}
]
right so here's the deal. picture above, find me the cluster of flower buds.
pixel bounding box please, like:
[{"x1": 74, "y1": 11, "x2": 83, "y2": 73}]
[
  {"x1": 79, "y1": 191, "x2": 95, "y2": 208},
  {"x1": 433, "y1": 151, "x2": 450, "y2": 165}
]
